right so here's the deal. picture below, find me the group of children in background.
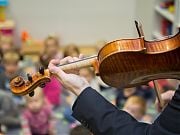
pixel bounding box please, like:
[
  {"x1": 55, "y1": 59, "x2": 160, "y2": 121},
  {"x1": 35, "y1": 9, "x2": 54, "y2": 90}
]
[{"x1": 0, "y1": 34, "x2": 179, "y2": 135}]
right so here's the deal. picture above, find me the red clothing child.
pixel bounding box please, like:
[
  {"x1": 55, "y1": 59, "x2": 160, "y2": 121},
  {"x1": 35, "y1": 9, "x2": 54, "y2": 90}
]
[
  {"x1": 43, "y1": 76, "x2": 62, "y2": 107},
  {"x1": 21, "y1": 88, "x2": 56, "y2": 135}
]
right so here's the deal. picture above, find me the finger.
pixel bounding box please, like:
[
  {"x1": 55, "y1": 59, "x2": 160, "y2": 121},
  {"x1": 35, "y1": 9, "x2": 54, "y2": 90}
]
[
  {"x1": 48, "y1": 59, "x2": 60, "y2": 71},
  {"x1": 56, "y1": 67, "x2": 66, "y2": 81},
  {"x1": 48, "y1": 59, "x2": 66, "y2": 76},
  {"x1": 60, "y1": 56, "x2": 74, "y2": 65},
  {"x1": 79, "y1": 54, "x2": 84, "y2": 59},
  {"x1": 73, "y1": 57, "x2": 80, "y2": 61},
  {"x1": 49, "y1": 59, "x2": 60, "y2": 66}
]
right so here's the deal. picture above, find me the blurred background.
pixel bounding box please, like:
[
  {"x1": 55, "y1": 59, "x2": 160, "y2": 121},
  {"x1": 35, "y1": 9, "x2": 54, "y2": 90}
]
[{"x1": 0, "y1": 0, "x2": 179, "y2": 135}]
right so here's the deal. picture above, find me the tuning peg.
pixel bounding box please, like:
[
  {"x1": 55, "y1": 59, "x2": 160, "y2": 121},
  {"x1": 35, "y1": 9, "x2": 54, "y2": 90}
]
[
  {"x1": 39, "y1": 67, "x2": 45, "y2": 75},
  {"x1": 27, "y1": 73, "x2": 33, "y2": 83},
  {"x1": 39, "y1": 83, "x2": 46, "y2": 88},
  {"x1": 29, "y1": 91, "x2": 34, "y2": 97}
]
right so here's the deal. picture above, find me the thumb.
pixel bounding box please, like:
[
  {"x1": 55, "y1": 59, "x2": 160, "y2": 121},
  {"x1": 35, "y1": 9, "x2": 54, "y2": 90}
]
[{"x1": 48, "y1": 59, "x2": 66, "y2": 79}]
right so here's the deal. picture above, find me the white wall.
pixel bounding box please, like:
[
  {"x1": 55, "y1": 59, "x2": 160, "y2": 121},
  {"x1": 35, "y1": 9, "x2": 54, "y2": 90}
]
[
  {"x1": 7, "y1": 0, "x2": 136, "y2": 45},
  {"x1": 135, "y1": 0, "x2": 155, "y2": 40}
]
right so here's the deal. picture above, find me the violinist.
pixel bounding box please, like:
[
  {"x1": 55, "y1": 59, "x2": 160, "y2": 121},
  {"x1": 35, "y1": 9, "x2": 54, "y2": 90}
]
[{"x1": 48, "y1": 56, "x2": 180, "y2": 135}]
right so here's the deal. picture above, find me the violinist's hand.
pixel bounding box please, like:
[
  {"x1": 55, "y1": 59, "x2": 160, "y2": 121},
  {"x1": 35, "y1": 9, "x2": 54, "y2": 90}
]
[
  {"x1": 155, "y1": 90, "x2": 175, "y2": 112},
  {"x1": 48, "y1": 55, "x2": 90, "y2": 96}
]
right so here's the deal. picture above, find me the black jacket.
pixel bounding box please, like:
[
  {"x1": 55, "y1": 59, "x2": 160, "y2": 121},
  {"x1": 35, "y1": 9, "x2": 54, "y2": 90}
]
[{"x1": 72, "y1": 86, "x2": 180, "y2": 135}]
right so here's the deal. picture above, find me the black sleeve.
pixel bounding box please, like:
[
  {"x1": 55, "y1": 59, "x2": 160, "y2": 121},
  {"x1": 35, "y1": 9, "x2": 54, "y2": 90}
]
[
  {"x1": 72, "y1": 86, "x2": 180, "y2": 135},
  {"x1": 72, "y1": 87, "x2": 149, "y2": 135}
]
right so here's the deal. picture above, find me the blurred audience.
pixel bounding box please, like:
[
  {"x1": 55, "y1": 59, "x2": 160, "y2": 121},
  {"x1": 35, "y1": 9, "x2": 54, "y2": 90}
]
[
  {"x1": 21, "y1": 87, "x2": 56, "y2": 135},
  {"x1": 123, "y1": 96, "x2": 147, "y2": 121},
  {"x1": 40, "y1": 35, "x2": 62, "y2": 68},
  {"x1": 0, "y1": 31, "x2": 178, "y2": 135},
  {"x1": 116, "y1": 87, "x2": 137, "y2": 109}
]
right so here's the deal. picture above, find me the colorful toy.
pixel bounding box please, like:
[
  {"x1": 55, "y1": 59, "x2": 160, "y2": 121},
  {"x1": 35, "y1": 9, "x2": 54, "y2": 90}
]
[{"x1": 0, "y1": 0, "x2": 8, "y2": 21}]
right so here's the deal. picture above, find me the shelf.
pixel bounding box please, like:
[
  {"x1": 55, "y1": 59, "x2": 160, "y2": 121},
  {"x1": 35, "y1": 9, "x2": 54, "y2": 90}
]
[{"x1": 155, "y1": 6, "x2": 175, "y2": 22}]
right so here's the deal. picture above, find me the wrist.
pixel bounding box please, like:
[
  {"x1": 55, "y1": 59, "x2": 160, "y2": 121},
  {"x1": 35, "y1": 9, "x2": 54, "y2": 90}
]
[{"x1": 74, "y1": 85, "x2": 90, "y2": 96}]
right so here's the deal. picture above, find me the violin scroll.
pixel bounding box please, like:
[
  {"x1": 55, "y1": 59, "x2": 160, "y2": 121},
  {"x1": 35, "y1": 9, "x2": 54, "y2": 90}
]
[{"x1": 10, "y1": 68, "x2": 51, "y2": 96}]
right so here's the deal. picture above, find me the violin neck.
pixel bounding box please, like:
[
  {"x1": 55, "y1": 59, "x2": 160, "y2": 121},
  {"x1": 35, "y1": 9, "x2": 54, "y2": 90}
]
[{"x1": 58, "y1": 55, "x2": 98, "y2": 71}]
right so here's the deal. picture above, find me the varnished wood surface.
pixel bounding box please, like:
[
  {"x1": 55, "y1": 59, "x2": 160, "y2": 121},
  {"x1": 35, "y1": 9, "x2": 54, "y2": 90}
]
[{"x1": 145, "y1": 31, "x2": 180, "y2": 53}]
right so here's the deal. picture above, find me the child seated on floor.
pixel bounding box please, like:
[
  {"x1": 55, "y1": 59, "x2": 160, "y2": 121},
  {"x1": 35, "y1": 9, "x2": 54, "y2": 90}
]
[
  {"x1": 123, "y1": 96, "x2": 147, "y2": 121},
  {"x1": 0, "y1": 50, "x2": 23, "y2": 92},
  {"x1": 0, "y1": 50, "x2": 25, "y2": 105},
  {"x1": 40, "y1": 35, "x2": 62, "y2": 68},
  {"x1": 21, "y1": 87, "x2": 56, "y2": 135}
]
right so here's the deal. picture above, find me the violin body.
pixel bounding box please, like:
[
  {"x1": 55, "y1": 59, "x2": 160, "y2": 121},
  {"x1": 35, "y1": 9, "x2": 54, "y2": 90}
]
[{"x1": 98, "y1": 31, "x2": 180, "y2": 88}]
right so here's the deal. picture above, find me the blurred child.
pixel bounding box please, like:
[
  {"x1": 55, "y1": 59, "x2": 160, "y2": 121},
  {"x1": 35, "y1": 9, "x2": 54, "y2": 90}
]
[
  {"x1": 63, "y1": 44, "x2": 80, "y2": 57},
  {"x1": 0, "y1": 36, "x2": 13, "y2": 54},
  {"x1": 0, "y1": 36, "x2": 14, "y2": 72},
  {"x1": 40, "y1": 35, "x2": 62, "y2": 108},
  {"x1": 0, "y1": 50, "x2": 23, "y2": 92},
  {"x1": 116, "y1": 87, "x2": 137, "y2": 109},
  {"x1": 70, "y1": 125, "x2": 92, "y2": 135},
  {"x1": 21, "y1": 87, "x2": 56, "y2": 135},
  {"x1": 123, "y1": 96, "x2": 146, "y2": 121},
  {"x1": 0, "y1": 90, "x2": 20, "y2": 134},
  {"x1": 40, "y1": 35, "x2": 62, "y2": 68}
]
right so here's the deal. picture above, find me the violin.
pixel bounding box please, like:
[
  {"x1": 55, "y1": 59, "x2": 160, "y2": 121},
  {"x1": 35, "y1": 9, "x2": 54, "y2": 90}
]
[{"x1": 10, "y1": 22, "x2": 180, "y2": 97}]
